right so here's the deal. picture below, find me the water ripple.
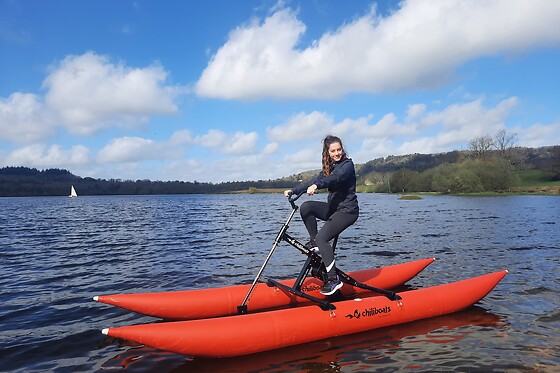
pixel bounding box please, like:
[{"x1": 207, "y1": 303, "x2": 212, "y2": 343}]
[{"x1": 0, "y1": 194, "x2": 559, "y2": 372}]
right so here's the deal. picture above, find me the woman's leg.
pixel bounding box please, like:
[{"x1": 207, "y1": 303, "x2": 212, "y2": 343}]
[
  {"x1": 299, "y1": 201, "x2": 330, "y2": 239},
  {"x1": 315, "y1": 212, "x2": 358, "y2": 274}
]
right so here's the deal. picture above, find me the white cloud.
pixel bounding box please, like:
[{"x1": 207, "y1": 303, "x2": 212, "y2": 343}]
[
  {"x1": 0, "y1": 52, "x2": 185, "y2": 146},
  {"x1": 397, "y1": 137, "x2": 448, "y2": 156},
  {"x1": 516, "y1": 122, "x2": 560, "y2": 148},
  {"x1": 163, "y1": 159, "x2": 204, "y2": 181},
  {"x1": 396, "y1": 97, "x2": 519, "y2": 154},
  {"x1": 263, "y1": 142, "x2": 278, "y2": 154},
  {"x1": 210, "y1": 155, "x2": 270, "y2": 181},
  {"x1": 421, "y1": 97, "x2": 518, "y2": 133},
  {"x1": 267, "y1": 110, "x2": 417, "y2": 146},
  {"x1": 195, "y1": 129, "x2": 228, "y2": 148},
  {"x1": 192, "y1": 129, "x2": 259, "y2": 155},
  {"x1": 285, "y1": 147, "x2": 318, "y2": 165},
  {"x1": 97, "y1": 137, "x2": 173, "y2": 163},
  {"x1": 196, "y1": 1, "x2": 560, "y2": 99},
  {"x1": 170, "y1": 129, "x2": 193, "y2": 145},
  {"x1": 165, "y1": 154, "x2": 287, "y2": 183},
  {"x1": 354, "y1": 137, "x2": 395, "y2": 162},
  {"x1": 267, "y1": 111, "x2": 335, "y2": 142},
  {"x1": 0, "y1": 93, "x2": 54, "y2": 143},
  {"x1": 43, "y1": 52, "x2": 181, "y2": 135},
  {"x1": 196, "y1": 8, "x2": 306, "y2": 99},
  {"x1": 3, "y1": 144, "x2": 90, "y2": 168},
  {"x1": 352, "y1": 113, "x2": 417, "y2": 138},
  {"x1": 86, "y1": 96, "x2": 528, "y2": 181},
  {"x1": 341, "y1": 96, "x2": 522, "y2": 161},
  {"x1": 407, "y1": 104, "x2": 426, "y2": 120},
  {"x1": 223, "y1": 131, "x2": 259, "y2": 154}
]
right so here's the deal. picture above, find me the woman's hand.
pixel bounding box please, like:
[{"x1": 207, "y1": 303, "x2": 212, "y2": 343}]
[
  {"x1": 283, "y1": 190, "x2": 293, "y2": 198},
  {"x1": 306, "y1": 184, "x2": 318, "y2": 195}
]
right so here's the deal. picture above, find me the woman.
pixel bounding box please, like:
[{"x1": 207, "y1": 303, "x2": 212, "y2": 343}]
[{"x1": 284, "y1": 135, "x2": 359, "y2": 295}]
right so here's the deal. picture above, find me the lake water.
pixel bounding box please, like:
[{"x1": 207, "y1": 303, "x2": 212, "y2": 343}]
[{"x1": 0, "y1": 193, "x2": 558, "y2": 372}]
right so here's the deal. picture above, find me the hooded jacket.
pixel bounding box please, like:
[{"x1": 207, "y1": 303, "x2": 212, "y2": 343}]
[{"x1": 292, "y1": 157, "x2": 359, "y2": 215}]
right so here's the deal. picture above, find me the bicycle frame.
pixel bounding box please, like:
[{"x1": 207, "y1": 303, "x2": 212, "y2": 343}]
[{"x1": 237, "y1": 191, "x2": 400, "y2": 315}]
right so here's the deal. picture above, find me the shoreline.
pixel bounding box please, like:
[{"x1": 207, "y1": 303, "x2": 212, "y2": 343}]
[
  {"x1": 1, "y1": 186, "x2": 558, "y2": 198},
  {"x1": 228, "y1": 186, "x2": 560, "y2": 197}
]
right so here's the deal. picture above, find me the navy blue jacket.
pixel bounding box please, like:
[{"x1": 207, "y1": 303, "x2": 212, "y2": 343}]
[{"x1": 292, "y1": 157, "x2": 359, "y2": 215}]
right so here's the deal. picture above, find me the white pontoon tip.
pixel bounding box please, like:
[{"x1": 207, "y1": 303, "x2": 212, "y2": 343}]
[
  {"x1": 505, "y1": 269, "x2": 509, "y2": 274},
  {"x1": 93, "y1": 296, "x2": 99, "y2": 302},
  {"x1": 102, "y1": 328, "x2": 109, "y2": 335}
]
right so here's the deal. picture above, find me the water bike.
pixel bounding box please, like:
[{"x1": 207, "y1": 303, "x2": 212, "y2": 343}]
[{"x1": 95, "y1": 192, "x2": 507, "y2": 357}]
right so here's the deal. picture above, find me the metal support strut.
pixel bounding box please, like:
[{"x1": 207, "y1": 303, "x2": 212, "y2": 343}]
[{"x1": 237, "y1": 191, "x2": 401, "y2": 314}]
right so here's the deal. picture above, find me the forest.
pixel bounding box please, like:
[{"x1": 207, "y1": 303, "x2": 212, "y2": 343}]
[
  {"x1": 1, "y1": 141, "x2": 558, "y2": 197},
  {"x1": 0, "y1": 167, "x2": 294, "y2": 197}
]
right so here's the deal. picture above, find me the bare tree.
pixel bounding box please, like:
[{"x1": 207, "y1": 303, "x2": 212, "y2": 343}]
[
  {"x1": 494, "y1": 129, "x2": 518, "y2": 162},
  {"x1": 468, "y1": 135, "x2": 494, "y2": 159}
]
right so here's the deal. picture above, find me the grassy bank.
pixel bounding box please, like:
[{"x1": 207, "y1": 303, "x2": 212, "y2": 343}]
[{"x1": 510, "y1": 169, "x2": 560, "y2": 195}]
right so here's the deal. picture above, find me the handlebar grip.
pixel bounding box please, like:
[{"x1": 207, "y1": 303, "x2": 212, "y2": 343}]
[{"x1": 289, "y1": 190, "x2": 305, "y2": 207}]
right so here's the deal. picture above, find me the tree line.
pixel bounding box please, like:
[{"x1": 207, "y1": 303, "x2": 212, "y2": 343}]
[
  {"x1": 364, "y1": 131, "x2": 559, "y2": 194},
  {"x1": 1, "y1": 132, "x2": 558, "y2": 196},
  {"x1": 383, "y1": 157, "x2": 519, "y2": 194},
  {"x1": 0, "y1": 167, "x2": 293, "y2": 197}
]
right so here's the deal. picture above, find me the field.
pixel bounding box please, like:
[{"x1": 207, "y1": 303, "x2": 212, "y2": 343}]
[
  {"x1": 516, "y1": 169, "x2": 560, "y2": 187},
  {"x1": 511, "y1": 170, "x2": 560, "y2": 195}
]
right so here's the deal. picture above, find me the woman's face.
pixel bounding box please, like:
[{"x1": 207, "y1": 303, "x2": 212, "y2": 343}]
[{"x1": 328, "y1": 142, "x2": 343, "y2": 162}]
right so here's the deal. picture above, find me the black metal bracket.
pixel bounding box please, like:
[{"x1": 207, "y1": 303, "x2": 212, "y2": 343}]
[
  {"x1": 266, "y1": 278, "x2": 335, "y2": 311},
  {"x1": 282, "y1": 233, "x2": 401, "y2": 301},
  {"x1": 337, "y1": 269, "x2": 402, "y2": 301}
]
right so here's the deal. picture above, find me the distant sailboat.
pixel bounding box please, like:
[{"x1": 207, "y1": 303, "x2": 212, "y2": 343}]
[{"x1": 69, "y1": 185, "x2": 78, "y2": 198}]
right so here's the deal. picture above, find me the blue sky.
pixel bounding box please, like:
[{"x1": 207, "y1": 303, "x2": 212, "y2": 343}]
[{"x1": 1, "y1": 0, "x2": 559, "y2": 183}]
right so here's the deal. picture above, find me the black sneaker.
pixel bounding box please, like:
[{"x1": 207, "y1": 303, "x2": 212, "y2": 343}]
[
  {"x1": 304, "y1": 239, "x2": 319, "y2": 252},
  {"x1": 320, "y1": 275, "x2": 343, "y2": 295}
]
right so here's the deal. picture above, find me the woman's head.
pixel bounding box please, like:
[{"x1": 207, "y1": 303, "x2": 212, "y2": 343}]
[{"x1": 322, "y1": 135, "x2": 346, "y2": 176}]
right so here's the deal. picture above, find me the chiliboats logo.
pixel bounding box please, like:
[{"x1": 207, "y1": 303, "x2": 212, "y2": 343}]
[
  {"x1": 345, "y1": 306, "x2": 391, "y2": 319},
  {"x1": 301, "y1": 284, "x2": 322, "y2": 292}
]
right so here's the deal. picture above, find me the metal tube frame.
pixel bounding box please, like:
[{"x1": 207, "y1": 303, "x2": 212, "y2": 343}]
[{"x1": 237, "y1": 192, "x2": 400, "y2": 314}]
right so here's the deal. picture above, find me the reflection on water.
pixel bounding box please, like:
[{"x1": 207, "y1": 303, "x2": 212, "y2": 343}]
[{"x1": 0, "y1": 194, "x2": 558, "y2": 372}]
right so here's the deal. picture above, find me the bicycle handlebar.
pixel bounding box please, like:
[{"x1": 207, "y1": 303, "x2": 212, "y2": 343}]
[{"x1": 288, "y1": 190, "x2": 305, "y2": 209}]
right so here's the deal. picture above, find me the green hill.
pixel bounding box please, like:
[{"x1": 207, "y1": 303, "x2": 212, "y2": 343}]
[{"x1": 1, "y1": 145, "x2": 558, "y2": 196}]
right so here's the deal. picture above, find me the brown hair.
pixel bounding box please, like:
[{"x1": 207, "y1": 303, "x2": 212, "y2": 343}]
[{"x1": 322, "y1": 135, "x2": 346, "y2": 176}]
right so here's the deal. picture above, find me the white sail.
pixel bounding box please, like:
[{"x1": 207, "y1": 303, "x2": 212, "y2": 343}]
[{"x1": 69, "y1": 185, "x2": 78, "y2": 198}]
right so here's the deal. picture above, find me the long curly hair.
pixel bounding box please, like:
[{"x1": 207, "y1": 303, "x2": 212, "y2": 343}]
[{"x1": 322, "y1": 135, "x2": 346, "y2": 176}]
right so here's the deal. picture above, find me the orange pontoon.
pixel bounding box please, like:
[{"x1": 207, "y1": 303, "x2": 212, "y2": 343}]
[
  {"x1": 102, "y1": 270, "x2": 507, "y2": 358},
  {"x1": 95, "y1": 257, "x2": 434, "y2": 320}
]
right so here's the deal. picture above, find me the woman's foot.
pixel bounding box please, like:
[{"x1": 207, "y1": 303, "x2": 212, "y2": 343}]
[{"x1": 320, "y1": 275, "x2": 342, "y2": 295}]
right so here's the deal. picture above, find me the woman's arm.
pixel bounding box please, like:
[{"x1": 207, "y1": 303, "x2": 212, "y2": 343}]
[
  {"x1": 314, "y1": 159, "x2": 354, "y2": 190},
  {"x1": 287, "y1": 171, "x2": 323, "y2": 196}
]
